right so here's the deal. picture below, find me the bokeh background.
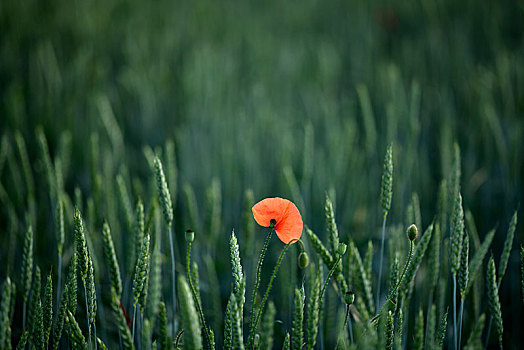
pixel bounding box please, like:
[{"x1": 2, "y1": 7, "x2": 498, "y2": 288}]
[{"x1": 1, "y1": 0, "x2": 523, "y2": 347}]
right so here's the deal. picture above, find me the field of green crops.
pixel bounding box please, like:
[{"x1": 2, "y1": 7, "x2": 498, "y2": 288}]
[{"x1": 1, "y1": 0, "x2": 523, "y2": 348}]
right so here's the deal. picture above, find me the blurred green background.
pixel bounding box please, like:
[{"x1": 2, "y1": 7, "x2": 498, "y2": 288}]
[{"x1": 1, "y1": 0, "x2": 523, "y2": 347}]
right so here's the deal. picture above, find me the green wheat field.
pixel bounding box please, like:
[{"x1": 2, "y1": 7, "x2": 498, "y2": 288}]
[{"x1": 0, "y1": 0, "x2": 523, "y2": 349}]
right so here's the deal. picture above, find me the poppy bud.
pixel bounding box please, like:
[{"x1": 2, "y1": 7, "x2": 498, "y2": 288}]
[
  {"x1": 344, "y1": 291, "x2": 355, "y2": 305},
  {"x1": 337, "y1": 242, "x2": 347, "y2": 255},
  {"x1": 185, "y1": 229, "x2": 195, "y2": 242},
  {"x1": 298, "y1": 252, "x2": 309, "y2": 269},
  {"x1": 407, "y1": 224, "x2": 418, "y2": 241}
]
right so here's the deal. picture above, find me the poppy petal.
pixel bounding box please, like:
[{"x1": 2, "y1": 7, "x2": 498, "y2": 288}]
[
  {"x1": 274, "y1": 200, "x2": 303, "y2": 244},
  {"x1": 252, "y1": 197, "x2": 289, "y2": 227}
]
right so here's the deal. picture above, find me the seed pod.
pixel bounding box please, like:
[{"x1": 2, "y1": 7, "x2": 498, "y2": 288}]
[
  {"x1": 185, "y1": 229, "x2": 195, "y2": 243},
  {"x1": 344, "y1": 291, "x2": 355, "y2": 305},
  {"x1": 407, "y1": 224, "x2": 418, "y2": 241},
  {"x1": 298, "y1": 252, "x2": 309, "y2": 269}
]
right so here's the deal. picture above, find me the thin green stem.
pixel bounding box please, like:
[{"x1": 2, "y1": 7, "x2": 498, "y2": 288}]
[
  {"x1": 319, "y1": 254, "x2": 342, "y2": 303},
  {"x1": 94, "y1": 323, "x2": 98, "y2": 350},
  {"x1": 168, "y1": 225, "x2": 177, "y2": 336},
  {"x1": 132, "y1": 305, "x2": 137, "y2": 346},
  {"x1": 84, "y1": 283, "x2": 92, "y2": 350},
  {"x1": 484, "y1": 280, "x2": 502, "y2": 350},
  {"x1": 372, "y1": 240, "x2": 414, "y2": 324},
  {"x1": 187, "y1": 241, "x2": 213, "y2": 349},
  {"x1": 247, "y1": 240, "x2": 292, "y2": 349},
  {"x1": 57, "y1": 253, "x2": 62, "y2": 313},
  {"x1": 376, "y1": 217, "x2": 387, "y2": 312},
  {"x1": 248, "y1": 228, "x2": 274, "y2": 339},
  {"x1": 485, "y1": 315, "x2": 493, "y2": 350},
  {"x1": 23, "y1": 301, "x2": 26, "y2": 330},
  {"x1": 458, "y1": 298, "x2": 464, "y2": 350},
  {"x1": 344, "y1": 305, "x2": 353, "y2": 345},
  {"x1": 453, "y1": 276, "x2": 457, "y2": 350}
]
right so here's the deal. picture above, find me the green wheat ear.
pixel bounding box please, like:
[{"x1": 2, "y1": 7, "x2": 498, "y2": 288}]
[
  {"x1": 450, "y1": 192, "x2": 464, "y2": 277},
  {"x1": 66, "y1": 253, "x2": 78, "y2": 316},
  {"x1": 224, "y1": 292, "x2": 234, "y2": 349},
  {"x1": 292, "y1": 286, "x2": 305, "y2": 350},
  {"x1": 74, "y1": 209, "x2": 89, "y2": 283},
  {"x1": 259, "y1": 301, "x2": 276, "y2": 350},
  {"x1": 0, "y1": 277, "x2": 12, "y2": 350},
  {"x1": 385, "y1": 310, "x2": 394, "y2": 350},
  {"x1": 134, "y1": 199, "x2": 145, "y2": 270},
  {"x1": 325, "y1": 194, "x2": 340, "y2": 256},
  {"x1": 133, "y1": 232, "x2": 151, "y2": 309},
  {"x1": 464, "y1": 313, "x2": 485, "y2": 350},
  {"x1": 110, "y1": 287, "x2": 135, "y2": 350},
  {"x1": 498, "y1": 210, "x2": 517, "y2": 285},
  {"x1": 178, "y1": 276, "x2": 203, "y2": 350},
  {"x1": 43, "y1": 274, "x2": 53, "y2": 346},
  {"x1": 413, "y1": 306, "x2": 424, "y2": 350},
  {"x1": 230, "y1": 230, "x2": 244, "y2": 295},
  {"x1": 159, "y1": 302, "x2": 171, "y2": 350},
  {"x1": 380, "y1": 144, "x2": 393, "y2": 220},
  {"x1": 21, "y1": 224, "x2": 34, "y2": 305},
  {"x1": 101, "y1": 221, "x2": 123, "y2": 297},
  {"x1": 16, "y1": 330, "x2": 29, "y2": 350},
  {"x1": 486, "y1": 256, "x2": 503, "y2": 349},
  {"x1": 53, "y1": 267, "x2": 70, "y2": 349},
  {"x1": 426, "y1": 304, "x2": 436, "y2": 349},
  {"x1": 147, "y1": 240, "x2": 162, "y2": 319},
  {"x1": 66, "y1": 311, "x2": 88, "y2": 349},
  {"x1": 86, "y1": 254, "x2": 97, "y2": 331},
  {"x1": 458, "y1": 231, "x2": 469, "y2": 300},
  {"x1": 306, "y1": 263, "x2": 323, "y2": 350},
  {"x1": 229, "y1": 293, "x2": 244, "y2": 350},
  {"x1": 436, "y1": 309, "x2": 448, "y2": 349},
  {"x1": 466, "y1": 228, "x2": 495, "y2": 296},
  {"x1": 348, "y1": 240, "x2": 374, "y2": 315},
  {"x1": 29, "y1": 265, "x2": 41, "y2": 346},
  {"x1": 282, "y1": 332, "x2": 291, "y2": 350},
  {"x1": 153, "y1": 156, "x2": 174, "y2": 227}
]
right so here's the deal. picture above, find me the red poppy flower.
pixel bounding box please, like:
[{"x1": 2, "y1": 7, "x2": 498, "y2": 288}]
[{"x1": 252, "y1": 197, "x2": 303, "y2": 244}]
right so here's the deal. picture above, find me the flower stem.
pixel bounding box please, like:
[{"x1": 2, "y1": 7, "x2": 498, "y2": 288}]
[
  {"x1": 248, "y1": 228, "x2": 273, "y2": 341},
  {"x1": 186, "y1": 240, "x2": 213, "y2": 349},
  {"x1": 247, "y1": 239, "x2": 291, "y2": 349},
  {"x1": 84, "y1": 283, "x2": 92, "y2": 350},
  {"x1": 319, "y1": 254, "x2": 342, "y2": 304},
  {"x1": 371, "y1": 240, "x2": 414, "y2": 324}
]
